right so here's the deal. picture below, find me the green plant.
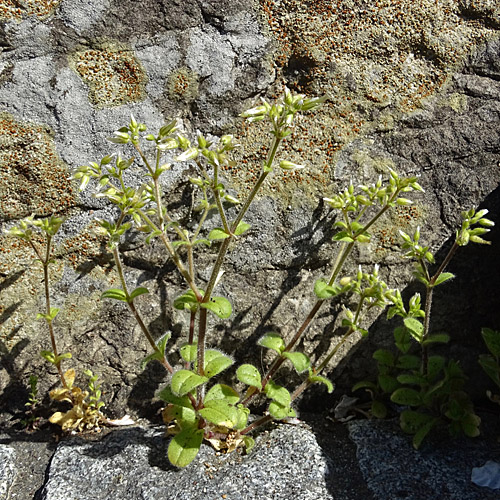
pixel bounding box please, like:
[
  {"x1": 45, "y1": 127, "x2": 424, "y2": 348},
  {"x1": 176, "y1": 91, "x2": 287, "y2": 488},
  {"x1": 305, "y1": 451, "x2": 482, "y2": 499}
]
[
  {"x1": 479, "y1": 327, "x2": 500, "y2": 406},
  {"x1": 354, "y1": 209, "x2": 494, "y2": 448},
  {"x1": 74, "y1": 89, "x2": 424, "y2": 466},
  {"x1": 21, "y1": 374, "x2": 41, "y2": 430},
  {"x1": 6, "y1": 216, "x2": 106, "y2": 431}
]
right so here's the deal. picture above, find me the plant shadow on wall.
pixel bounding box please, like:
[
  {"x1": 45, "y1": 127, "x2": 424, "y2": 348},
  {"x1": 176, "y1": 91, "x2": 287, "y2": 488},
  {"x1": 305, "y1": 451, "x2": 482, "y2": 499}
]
[{"x1": 5, "y1": 91, "x2": 496, "y2": 469}]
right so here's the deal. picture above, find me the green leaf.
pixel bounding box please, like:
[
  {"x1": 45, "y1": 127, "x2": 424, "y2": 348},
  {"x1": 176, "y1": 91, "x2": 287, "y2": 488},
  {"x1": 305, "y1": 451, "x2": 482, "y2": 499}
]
[
  {"x1": 314, "y1": 279, "x2": 340, "y2": 299},
  {"x1": 282, "y1": 352, "x2": 311, "y2": 373},
  {"x1": 400, "y1": 410, "x2": 436, "y2": 436},
  {"x1": 235, "y1": 404, "x2": 250, "y2": 430},
  {"x1": 258, "y1": 332, "x2": 285, "y2": 354},
  {"x1": 164, "y1": 404, "x2": 197, "y2": 426},
  {"x1": 234, "y1": 221, "x2": 251, "y2": 236},
  {"x1": 481, "y1": 328, "x2": 500, "y2": 358},
  {"x1": 201, "y1": 296, "x2": 232, "y2": 319},
  {"x1": 333, "y1": 231, "x2": 354, "y2": 243},
  {"x1": 40, "y1": 350, "x2": 56, "y2": 364},
  {"x1": 461, "y1": 413, "x2": 481, "y2": 438},
  {"x1": 412, "y1": 418, "x2": 437, "y2": 449},
  {"x1": 203, "y1": 350, "x2": 233, "y2": 378},
  {"x1": 168, "y1": 426, "x2": 204, "y2": 468},
  {"x1": 157, "y1": 385, "x2": 194, "y2": 409},
  {"x1": 192, "y1": 239, "x2": 211, "y2": 247},
  {"x1": 422, "y1": 333, "x2": 450, "y2": 346},
  {"x1": 433, "y1": 272, "x2": 455, "y2": 286},
  {"x1": 397, "y1": 373, "x2": 427, "y2": 386},
  {"x1": 268, "y1": 401, "x2": 296, "y2": 419},
  {"x1": 427, "y1": 355, "x2": 446, "y2": 381},
  {"x1": 141, "y1": 333, "x2": 171, "y2": 369},
  {"x1": 378, "y1": 374, "x2": 400, "y2": 394},
  {"x1": 403, "y1": 317, "x2": 424, "y2": 342},
  {"x1": 204, "y1": 384, "x2": 240, "y2": 405},
  {"x1": 373, "y1": 349, "x2": 395, "y2": 367},
  {"x1": 129, "y1": 286, "x2": 149, "y2": 301},
  {"x1": 101, "y1": 288, "x2": 128, "y2": 302},
  {"x1": 264, "y1": 380, "x2": 291, "y2": 406},
  {"x1": 173, "y1": 290, "x2": 200, "y2": 312},
  {"x1": 236, "y1": 364, "x2": 261, "y2": 388},
  {"x1": 243, "y1": 435, "x2": 255, "y2": 453},
  {"x1": 171, "y1": 370, "x2": 208, "y2": 396},
  {"x1": 36, "y1": 307, "x2": 60, "y2": 322},
  {"x1": 396, "y1": 355, "x2": 420, "y2": 370},
  {"x1": 391, "y1": 388, "x2": 422, "y2": 406},
  {"x1": 352, "y1": 380, "x2": 378, "y2": 393},
  {"x1": 479, "y1": 354, "x2": 500, "y2": 388},
  {"x1": 371, "y1": 400, "x2": 387, "y2": 419},
  {"x1": 199, "y1": 399, "x2": 239, "y2": 427},
  {"x1": 180, "y1": 343, "x2": 198, "y2": 363},
  {"x1": 309, "y1": 375, "x2": 334, "y2": 393},
  {"x1": 208, "y1": 228, "x2": 230, "y2": 240},
  {"x1": 394, "y1": 326, "x2": 412, "y2": 354}
]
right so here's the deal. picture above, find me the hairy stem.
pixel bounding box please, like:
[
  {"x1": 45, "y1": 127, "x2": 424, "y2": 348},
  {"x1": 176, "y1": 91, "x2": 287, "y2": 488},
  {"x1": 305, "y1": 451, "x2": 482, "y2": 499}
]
[{"x1": 112, "y1": 246, "x2": 174, "y2": 373}]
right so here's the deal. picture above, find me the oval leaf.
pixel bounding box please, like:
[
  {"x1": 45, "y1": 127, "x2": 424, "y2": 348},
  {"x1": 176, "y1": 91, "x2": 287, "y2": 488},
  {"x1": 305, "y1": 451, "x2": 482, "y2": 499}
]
[
  {"x1": 203, "y1": 350, "x2": 233, "y2": 378},
  {"x1": 258, "y1": 332, "x2": 285, "y2": 354},
  {"x1": 403, "y1": 317, "x2": 424, "y2": 342},
  {"x1": 199, "y1": 399, "x2": 238, "y2": 427},
  {"x1": 201, "y1": 296, "x2": 232, "y2": 319},
  {"x1": 282, "y1": 352, "x2": 311, "y2": 373},
  {"x1": 168, "y1": 426, "x2": 204, "y2": 468},
  {"x1": 264, "y1": 380, "x2": 291, "y2": 406},
  {"x1": 236, "y1": 364, "x2": 261, "y2": 388},
  {"x1": 422, "y1": 333, "x2": 450, "y2": 346},
  {"x1": 171, "y1": 370, "x2": 208, "y2": 396},
  {"x1": 433, "y1": 272, "x2": 455, "y2": 286},
  {"x1": 180, "y1": 343, "x2": 198, "y2": 363},
  {"x1": 391, "y1": 387, "x2": 422, "y2": 406},
  {"x1": 314, "y1": 279, "x2": 340, "y2": 299},
  {"x1": 481, "y1": 328, "x2": 500, "y2": 358},
  {"x1": 129, "y1": 286, "x2": 150, "y2": 301},
  {"x1": 234, "y1": 221, "x2": 251, "y2": 236},
  {"x1": 208, "y1": 228, "x2": 230, "y2": 240},
  {"x1": 101, "y1": 288, "x2": 128, "y2": 302},
  {"x1": 204, "y1": 384, "x2": 240, "y2": 405},
  {"x1": 157, "y1": 385, "x2": 194, "y2": 409},
  {"x1": 173, "y1": 290, "x2": 200, "y2": 312},
  {"x1": 268, "y1": 401, "x2": 296, "y2": 419}
]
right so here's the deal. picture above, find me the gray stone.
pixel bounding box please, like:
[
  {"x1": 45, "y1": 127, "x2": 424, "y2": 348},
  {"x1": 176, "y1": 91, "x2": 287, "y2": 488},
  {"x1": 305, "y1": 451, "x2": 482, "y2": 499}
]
[
  {"x1": 349, "y1": 418, "x2": 500, "y2": 500},
  {"x1": 39, "y1": 423, "x2": 334, "y2": 500},
  {"x1": 0, "y1": 445, "x2": 15, "y2": 499}
]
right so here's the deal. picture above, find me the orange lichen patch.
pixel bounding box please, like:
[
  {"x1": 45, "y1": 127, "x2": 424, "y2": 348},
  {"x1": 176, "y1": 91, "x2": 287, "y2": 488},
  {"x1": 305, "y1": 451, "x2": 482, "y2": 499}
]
[
  {"x1": 0, "y1": 0, "x2": 62, "y2": 21},
  {"x1": 0, "y1": 113, "x2": 76, "y2": 220},
  {"x1": 70, "y1": 42, "x2": 147, "y2": 108},
  {"x1": 167, "y1": 67, "x2": 200, "y2": 102},
  {"x1": 234, "y1": 0, "x2": 499, "y2": 204}
]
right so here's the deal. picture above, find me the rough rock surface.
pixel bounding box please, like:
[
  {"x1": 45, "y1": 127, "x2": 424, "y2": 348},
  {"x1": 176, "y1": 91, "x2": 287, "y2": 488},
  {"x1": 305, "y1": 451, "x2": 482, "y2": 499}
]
[{"x1": 1, "y1": 414, "x2": 499, "y2": 500}]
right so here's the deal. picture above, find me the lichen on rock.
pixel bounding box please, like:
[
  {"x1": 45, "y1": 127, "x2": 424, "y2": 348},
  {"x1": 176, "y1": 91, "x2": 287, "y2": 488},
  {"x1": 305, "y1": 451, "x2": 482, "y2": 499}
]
[
  {"x1": 0, "y1": 112, "x2": 75, "y2": 221},
  {"x1": 0, "y1": 0, "x2": 62, "y2": 21},
  {"x1": 69, "y1": 40, "x2": 148, "y2": 108}
]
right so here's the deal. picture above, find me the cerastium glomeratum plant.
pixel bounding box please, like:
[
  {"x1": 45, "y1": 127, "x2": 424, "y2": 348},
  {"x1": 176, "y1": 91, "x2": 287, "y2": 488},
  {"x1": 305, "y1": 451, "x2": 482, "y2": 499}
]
[{"x1": 71, "y1": 90, "x2": 425, "y2": 466}]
